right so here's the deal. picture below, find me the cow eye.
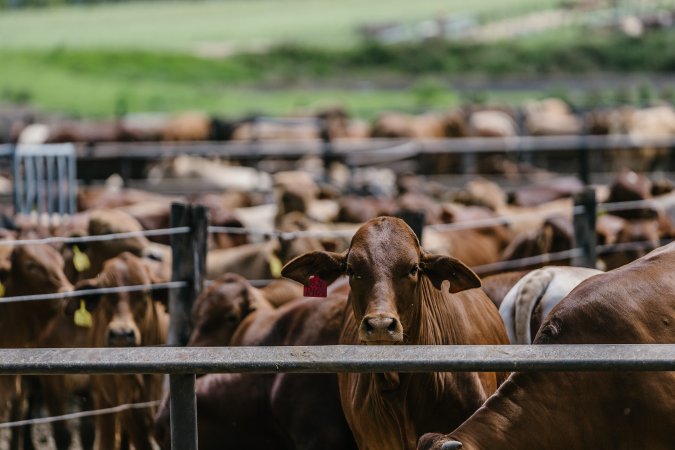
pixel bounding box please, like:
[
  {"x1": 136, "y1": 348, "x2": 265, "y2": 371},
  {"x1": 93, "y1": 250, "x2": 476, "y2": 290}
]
[
  {"x1": 346, "y1": 266, "x2": 361, "y2": 280},
  {"x1": 409, "y1": 264, "x2": 419, "y2": 277},
  {"x1": 225, "y1": 314, "x2": 239, "y2": 325}
]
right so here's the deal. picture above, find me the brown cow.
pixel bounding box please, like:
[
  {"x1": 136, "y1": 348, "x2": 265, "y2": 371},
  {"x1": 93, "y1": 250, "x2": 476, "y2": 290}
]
[
  {"x1": 188, "y1": 274, "x2": 309, "y2": 348},
  {"x1": 500, "y1": 214, "x2": 574, "y2": 268},
  {"x1": 0, "y1": 242, "x2": 74, "y2": 449},
  {"x1": 422, "y1": 212, "x2": 512, "y2": 267},
  {"x1": 479, "y1": 270, "x2": 529, "y2": 309},
  {"x1": 67, "y1": 252, "x2": 168, "y2": 450},
  {"x1": 154, "y1": 291, "x2": 356, "y2": 450},
  {"x1": 418, "y1": 242, "x2": 675, "y2": 450},
  {"x1": 36, "y1": 314, "x2": 95, "y2": 450},
  {"x1": 282, "y1": 216, "x2": 509, "y2": 450}
]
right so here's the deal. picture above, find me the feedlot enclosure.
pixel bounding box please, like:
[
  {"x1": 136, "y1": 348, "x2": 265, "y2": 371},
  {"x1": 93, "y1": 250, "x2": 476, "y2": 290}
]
[
  {"x1": 0, "y1": 135, "x2": 674, "y2": 449},
  {"x1": 0, "y1": 201, "x2": 673, "y2": 450}
]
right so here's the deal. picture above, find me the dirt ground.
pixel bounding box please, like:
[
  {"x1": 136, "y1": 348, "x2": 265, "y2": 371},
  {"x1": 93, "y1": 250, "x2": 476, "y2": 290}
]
[
  {"x1": 0, "y1": 421, "x2": 160, "y2": 450},
  {"x1": 1, "y1": 421, "x2": 82, "y2": 450}
]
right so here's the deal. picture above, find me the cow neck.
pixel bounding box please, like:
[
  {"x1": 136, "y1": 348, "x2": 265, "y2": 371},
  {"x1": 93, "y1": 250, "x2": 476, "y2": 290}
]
[
  {"x1": 1, "y1": 282, "x2": 64, "y2": 347},
  {"x1": 406, "y1": 276, "x2": 463, "y2": 346},
  {"x1": 143, "y1": 300, "x2": 166, "y2": 347}
]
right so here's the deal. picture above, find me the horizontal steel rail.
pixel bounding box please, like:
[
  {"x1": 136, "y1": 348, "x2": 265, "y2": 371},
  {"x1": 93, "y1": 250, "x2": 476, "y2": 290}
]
[
  {"x1": 0, "y1": 226, "x2": 190, "y2": 247},
  {"x1": 45, "y1": 134, "x2": 675, "y2": 161},
  {"x1": 0, "y1": 345, "x2": 673, "y2": 375}
]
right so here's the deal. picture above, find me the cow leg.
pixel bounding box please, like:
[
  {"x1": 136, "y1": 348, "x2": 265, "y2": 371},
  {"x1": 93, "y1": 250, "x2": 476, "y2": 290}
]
[
  {"x1": 119, "y1": 432, "x2": 129, "y2": 450},
  {"x1": 21, "y1": 376, "x2": 43, "y2": 450},
  {"x1": 79, "y1": 390, "x2": 95, "y2": 450},
  {"x1": 94, "y1": 412, "x2": 118, "y2": 450},
  {"x1": 121, "y1": 409, "x2": 154, "y2": 450},
  {"x1": 41, "y1": 376, "x2": 72, "y2": 450},
  {"x1": 8, "y1": 393, "x2": 27, "y2": 450}
]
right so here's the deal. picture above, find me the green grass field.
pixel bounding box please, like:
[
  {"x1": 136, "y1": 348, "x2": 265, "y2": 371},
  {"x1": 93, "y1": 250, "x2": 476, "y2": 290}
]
[
  {"x1": 0, "y1": 0, "x2": 560, "y2": 51},
  {"x1": 1, "y1": 0, "x2": 672, "y2": 119}
]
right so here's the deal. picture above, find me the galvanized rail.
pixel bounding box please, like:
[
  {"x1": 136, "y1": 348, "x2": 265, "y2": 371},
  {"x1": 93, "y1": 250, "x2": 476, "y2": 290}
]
[
  {"x1": 71, "y1": 134, "x2": 675, "y2": 159},
  {"x1": 1, "y1": 345, "x2": 673, "y2": 375}
]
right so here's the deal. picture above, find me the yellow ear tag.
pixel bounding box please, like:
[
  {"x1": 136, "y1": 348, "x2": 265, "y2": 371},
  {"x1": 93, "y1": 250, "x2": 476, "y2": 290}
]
[
  {"x1": 74, "y1": 300, "x2": 93, "y2": 328},
  {"x1": 269, "y1": 255, "x2": 283, "y2": 279},
  {"x1": 0, "y1": 281, "x2": 5, "y2": 298},
  {"x1": 73, "y1": 245, "x2": 91, "y2": 273}
]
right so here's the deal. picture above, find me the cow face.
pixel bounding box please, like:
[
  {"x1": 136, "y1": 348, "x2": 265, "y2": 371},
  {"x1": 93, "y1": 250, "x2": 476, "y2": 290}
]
[
  {"x1": 6, "y1": 244, "x2": 73, "y2": 296},
  {"x1": 68, "y1": 253, "x2": 155, "y2": 347},
  {"x1": 282, "y1": 217, "x2": 480, "y2": 345},
  {"x1": 188, "y1": 273, "x2": 254, "y2": 347}
]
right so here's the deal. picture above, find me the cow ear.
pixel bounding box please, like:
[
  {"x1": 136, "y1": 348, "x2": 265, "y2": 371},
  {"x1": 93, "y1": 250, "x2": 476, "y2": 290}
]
[
  {"x1": 66, "y1": 278, "x2": 102, "y2": 316},
  {"x1": 281, "y1": 251, "x2": 346, "y2": 286},
  {"x1": 420, "y1": 253, "x2": 481, "y2": 293},
  {"x1": 142, "y1": 261, "x2": 169, "y2": 307}
]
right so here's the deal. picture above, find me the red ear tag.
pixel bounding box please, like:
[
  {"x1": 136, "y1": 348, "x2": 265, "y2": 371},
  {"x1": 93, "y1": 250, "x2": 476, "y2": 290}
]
[{"x1": 304, "y1": 276, "x2": 328, "y2": 298}]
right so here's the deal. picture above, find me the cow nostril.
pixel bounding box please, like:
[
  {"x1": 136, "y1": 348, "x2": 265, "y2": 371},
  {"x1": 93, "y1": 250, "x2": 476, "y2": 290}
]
[
  {"x1": 387, "y1": 320, "x2": 397, "y2": 333},
  {"x1": 440, "y1": 441, "x2": 463, "y2": 450},
  {"x1": 364, "y1": 320, "x2": 374, "y2": 333}
]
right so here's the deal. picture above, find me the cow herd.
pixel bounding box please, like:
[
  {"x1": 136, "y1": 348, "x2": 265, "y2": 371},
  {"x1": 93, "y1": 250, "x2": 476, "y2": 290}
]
[{"x1": 0, "y1": 160, "x2": 674, "y2": 449}]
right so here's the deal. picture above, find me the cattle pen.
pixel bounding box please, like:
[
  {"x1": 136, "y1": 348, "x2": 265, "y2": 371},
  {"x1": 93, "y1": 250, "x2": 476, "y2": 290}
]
[{"x1": 0, "y1": 196, "x2": 674, "y2": 449}]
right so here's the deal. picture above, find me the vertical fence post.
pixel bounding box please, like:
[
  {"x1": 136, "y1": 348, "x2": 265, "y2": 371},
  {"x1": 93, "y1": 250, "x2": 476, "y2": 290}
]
[
  {"x1": 573, "y1": 187, "x2": 596, "y2": 268},
  {"x1": 318, "y1": 117, "x2": 334, "y2": 183},
  {"x1": 397, "y1": 210, "x2": 425, "y2": 242},
  {"x1": 168, "y1": 202, "x2": 207, "y2": 450},
  {"x1": 168, "y1": 202, "x2": 207, "y2": 346},
  {"x1": 170, "y1": 374, "x2": 197, "y2": 450},
  {"x1": 577, "y1": 114, "x2": 591, "y2": 185}
]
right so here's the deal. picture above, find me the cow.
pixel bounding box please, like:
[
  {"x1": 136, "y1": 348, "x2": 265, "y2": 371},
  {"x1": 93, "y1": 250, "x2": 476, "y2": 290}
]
[
  {"x1": 74, "y1": 209, "x2": 172, "y2": 282},
  {"x1": 187, "y1": 274, "x2": 311, "y2": 348},
  {"x1": 499, "y1": 266, "x2": 602, "y2": 344},
  {"x1": 66, "y1": 252, "x2": 168, "y2": 450},
  {"x1": 154, "y1": 290, "x2": 356, "y2": 450},
  {"x1": 36, "y1": 313, "x2": 95, "y2": 450},
  {"x1": 281, "y1": 216, "x2": 509, "y2": 450},
  {"x1": 499, "y1": 215, "x2": 574, "y2": 268},
  {"x1": 422, "y1": 219, "x2": 513, "y2": 269},
  {"x1": 418, "y1": 241, "x2": 675, "y2": 450},
  {"x1": 479, "y1": 270, "x2": 530, "y2": 309},
  {"x1": 0, "y1": 242, "x2": 74, "y2": 450}
]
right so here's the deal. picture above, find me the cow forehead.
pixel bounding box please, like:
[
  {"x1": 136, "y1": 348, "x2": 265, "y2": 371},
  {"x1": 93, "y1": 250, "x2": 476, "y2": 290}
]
[
  {"x1": 17, "y1": 244, "x2": 64, "y2": 269},
  {"x1": 349, "y1": 217, "x2": 420, "y2": 265},
  {"x1": 101, "y1": 256, "x2": 150, "y2": 288}
]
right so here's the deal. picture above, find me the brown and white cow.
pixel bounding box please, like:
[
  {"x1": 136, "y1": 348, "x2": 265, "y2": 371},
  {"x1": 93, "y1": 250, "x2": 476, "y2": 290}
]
[
  {"x1": 499, "y1": 266, "x2": 602, "y2": 344},
  {"x1": 418, "y1": 242, "x2": 675, "y2": 450},
  {"x1": 282, "y1": 216, "x2": 509, "y2": 450},
  {"x1": 67, "y1": 252, "x2": 168, "y2": 450}
]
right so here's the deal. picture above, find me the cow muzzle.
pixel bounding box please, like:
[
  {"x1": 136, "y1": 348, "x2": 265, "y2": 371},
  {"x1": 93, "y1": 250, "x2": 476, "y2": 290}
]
[
  {"x1": 359, "y1": 314, "x2": 403, "y2": 344},
  {"x1": 418, "y1": 433, "x2": 462, "y2": 450},
  {"x1": 106, "y1": 326, "x2": 140, "y2": 347}
]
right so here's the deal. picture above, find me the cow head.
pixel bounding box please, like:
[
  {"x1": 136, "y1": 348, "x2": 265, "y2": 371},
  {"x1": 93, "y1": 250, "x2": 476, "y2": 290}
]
[
  {"x1": 67, "y1": 252, "x2": 158, "y2": 347},
  {"x1": 282, "y1": 217, "x2": 480, "y2": 344},
  {"x1": 188, "y1": 273, "x2": 256, "y2": 347},
  {"x1": 4, "y1": 244, "x2": 73, "y2": 296},
  {"x1": 83, "y1": 209, "x2": 152, "y2": 276}
]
